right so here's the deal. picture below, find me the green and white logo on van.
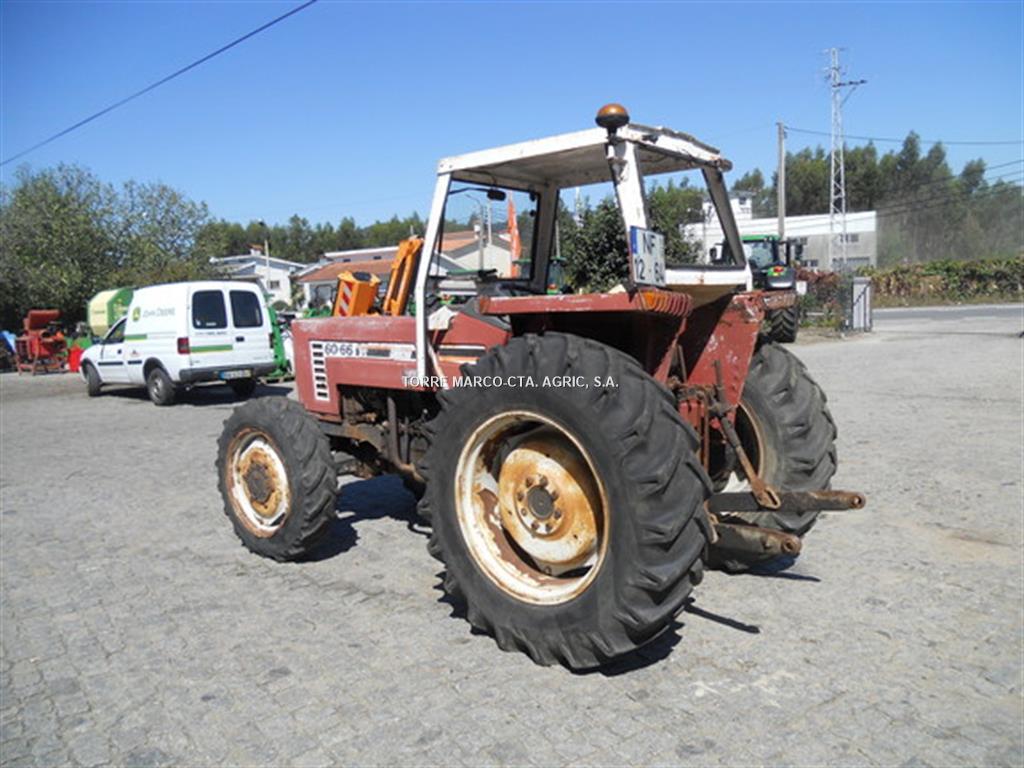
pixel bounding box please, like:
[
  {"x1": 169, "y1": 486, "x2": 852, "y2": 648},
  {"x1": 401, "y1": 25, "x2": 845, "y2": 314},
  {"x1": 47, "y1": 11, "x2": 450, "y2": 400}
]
[{"x1": 132, "y1": 306, "x2": 141, "y2": 321}]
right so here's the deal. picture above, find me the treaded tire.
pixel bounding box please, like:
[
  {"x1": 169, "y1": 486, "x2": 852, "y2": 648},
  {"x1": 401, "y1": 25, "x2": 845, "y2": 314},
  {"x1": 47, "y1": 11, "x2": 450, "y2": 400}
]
[
  {"x1": 146, "y1": 366, "x2": 177, "y2": 406},
  {"x1": 217, "y1": 397, "x2": 336, "y2": 561},
  {"x1": 83, "y1": 363, "x2": 102, "y2": 397},
  {"x1": 766, "y1": 305, "x2": 799, "y2": 343},
  {"x1": 418, "y1": 333, "x2": 711, "y2": 669},
  {"x1": 733, "y1": 342, "x2": 837, "y2": 536},
  {"x1": 229, "y1": 378, "x2": 258, "y2": 400}
]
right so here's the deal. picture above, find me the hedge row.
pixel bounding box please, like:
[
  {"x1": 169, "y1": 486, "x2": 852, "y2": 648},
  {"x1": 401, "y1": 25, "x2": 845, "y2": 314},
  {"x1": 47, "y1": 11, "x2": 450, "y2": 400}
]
[{"x1": 859, "y1": 258, "x2": 1024, "y2": 302}]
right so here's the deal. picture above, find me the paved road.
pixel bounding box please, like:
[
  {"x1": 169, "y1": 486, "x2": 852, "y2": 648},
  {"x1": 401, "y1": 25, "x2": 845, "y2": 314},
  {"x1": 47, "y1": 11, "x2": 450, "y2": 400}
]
[
  {"x1": 873, "y1": 302, "x2": 1023, "y2": 323},
  {"x1": 1, "y1": 309, "x2": 1022, "y2": 767}
]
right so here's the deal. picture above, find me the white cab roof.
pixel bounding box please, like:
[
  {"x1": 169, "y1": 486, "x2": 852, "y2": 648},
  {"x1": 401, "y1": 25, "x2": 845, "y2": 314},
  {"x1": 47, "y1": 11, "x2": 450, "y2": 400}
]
[{"x1": 437, "y1": 124, "x2": 732, "y2": 189}]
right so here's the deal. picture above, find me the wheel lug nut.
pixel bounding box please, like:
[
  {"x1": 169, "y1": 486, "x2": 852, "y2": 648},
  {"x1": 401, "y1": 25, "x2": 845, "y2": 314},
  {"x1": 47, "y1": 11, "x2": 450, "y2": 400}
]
[
  {"x1": 525, "y1": 476, "x2": 535, "y2": 487},
  {"x1": 538, "y1": 475, "x2": 548, "y2": 488},
  {"x1": 554, "y1": 509, "x2": 562, "y2": 520},
  {"x1": 516, "y1": 491, "x2": 525, "y2": 502},
  {"x1": 550, "y1": 490, "x2": 559, "y2": 501}
]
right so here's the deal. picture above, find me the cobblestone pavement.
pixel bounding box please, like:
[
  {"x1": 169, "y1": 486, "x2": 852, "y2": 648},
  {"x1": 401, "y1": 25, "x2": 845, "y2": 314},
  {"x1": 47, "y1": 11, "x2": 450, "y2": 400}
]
[{"x1": 2, "y1": 307, "x2": 1022, "y2": 767}]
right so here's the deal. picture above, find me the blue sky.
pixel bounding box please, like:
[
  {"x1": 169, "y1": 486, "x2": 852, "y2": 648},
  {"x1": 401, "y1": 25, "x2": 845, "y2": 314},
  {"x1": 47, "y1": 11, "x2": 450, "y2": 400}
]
[{"x1": 2, "y1": 1, "x2": 1021, "y2": 226}]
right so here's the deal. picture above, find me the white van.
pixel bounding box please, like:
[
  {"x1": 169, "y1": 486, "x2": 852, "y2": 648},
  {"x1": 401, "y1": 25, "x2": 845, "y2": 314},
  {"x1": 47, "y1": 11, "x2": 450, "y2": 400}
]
[{"x1": 80, "y1": 281, "x2": 277, "y2": 405}]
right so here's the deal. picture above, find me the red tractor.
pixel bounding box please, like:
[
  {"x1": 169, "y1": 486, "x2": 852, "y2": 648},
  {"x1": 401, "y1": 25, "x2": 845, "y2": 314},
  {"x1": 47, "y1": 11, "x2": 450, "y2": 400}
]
[{"x1": 217, "y1": 105, "x2": 864, "y2": 669}]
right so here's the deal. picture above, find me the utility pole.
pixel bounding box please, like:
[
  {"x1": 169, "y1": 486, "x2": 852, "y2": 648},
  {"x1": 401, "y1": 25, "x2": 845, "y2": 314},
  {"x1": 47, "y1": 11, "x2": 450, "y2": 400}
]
[
  {"x1": 258, "y1": 220, "x2": 271, "y2": 293},
  {"x1": 827, "y1": 48, "x2": 866, "y2": 271},
  {"x1": 777, "y1": 122, "x2": 786, "y2": 242}
]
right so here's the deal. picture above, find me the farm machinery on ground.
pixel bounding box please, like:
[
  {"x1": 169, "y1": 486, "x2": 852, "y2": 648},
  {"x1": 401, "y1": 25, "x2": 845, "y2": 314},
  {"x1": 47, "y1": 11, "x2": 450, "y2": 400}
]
[
  {"x1": 15, "y1": 310, "x2": 67, "y2": 374},
  {"x1": 217, "y1": 105, "x2": 865, "y2": 669}
]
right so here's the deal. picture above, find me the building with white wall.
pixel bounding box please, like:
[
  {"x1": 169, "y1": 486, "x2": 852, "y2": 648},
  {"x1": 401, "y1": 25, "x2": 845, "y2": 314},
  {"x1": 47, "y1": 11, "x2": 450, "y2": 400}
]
[
  {"x1": 685, "y1": 193, "x2": 878, "y2": 270},
  {"x1": 210, "y1": 250, "x2": 305, "y2": 307}
]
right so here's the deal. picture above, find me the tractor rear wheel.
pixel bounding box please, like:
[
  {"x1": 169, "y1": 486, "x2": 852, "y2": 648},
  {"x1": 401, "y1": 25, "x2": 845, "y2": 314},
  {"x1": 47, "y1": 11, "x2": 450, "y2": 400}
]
[
  {"x1": 766, "y1": 305, "x2": 799, "y2": 343},
  {"x1": 418, "y1": 333, "x2": 711, "y2": 669},
  {"x1": 731, "y1": 342, "x2": 837, "y2": 536},
  {"x1": 217, "y1": 397, "x2": 336, "y2": 561}
]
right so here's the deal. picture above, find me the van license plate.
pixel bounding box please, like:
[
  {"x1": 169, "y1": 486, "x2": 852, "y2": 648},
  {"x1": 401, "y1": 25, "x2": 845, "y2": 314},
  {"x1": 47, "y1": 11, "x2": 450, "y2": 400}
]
[{"x1": 220, "y1": 369, "x2": 251, "y2": 380}]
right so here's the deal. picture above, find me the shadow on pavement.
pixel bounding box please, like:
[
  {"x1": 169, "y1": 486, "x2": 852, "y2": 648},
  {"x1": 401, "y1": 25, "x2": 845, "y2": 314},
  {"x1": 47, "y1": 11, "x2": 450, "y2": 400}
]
[
  {"x1": 304, "y1": 475, "x2": 428, "y2": 562},
  {"x1": 95, "y1": 382, "x2": 292, "y2": 406},
  {"x1": 683, "y1": 601, "x2": 761, "y2": 634}
]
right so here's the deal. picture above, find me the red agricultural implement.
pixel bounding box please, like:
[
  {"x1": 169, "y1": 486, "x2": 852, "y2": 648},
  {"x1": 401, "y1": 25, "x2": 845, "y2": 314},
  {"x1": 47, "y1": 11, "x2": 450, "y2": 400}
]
[{"x1": 16, "y1": 310, "x2": 67, "y2": 374}]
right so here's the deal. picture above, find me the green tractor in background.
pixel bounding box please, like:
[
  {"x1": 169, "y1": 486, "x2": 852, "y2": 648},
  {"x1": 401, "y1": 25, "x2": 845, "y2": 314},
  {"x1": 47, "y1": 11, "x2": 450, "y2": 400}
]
[{"x1": 743, "y1": 234, "x2": 803, "y2": 343}]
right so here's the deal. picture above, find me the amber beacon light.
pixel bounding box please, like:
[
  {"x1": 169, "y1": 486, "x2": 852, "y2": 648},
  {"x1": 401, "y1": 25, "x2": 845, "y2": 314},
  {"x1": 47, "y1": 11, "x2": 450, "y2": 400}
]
[{"x1": 595, "y1": 103, "x2": 630, "y2": 132}]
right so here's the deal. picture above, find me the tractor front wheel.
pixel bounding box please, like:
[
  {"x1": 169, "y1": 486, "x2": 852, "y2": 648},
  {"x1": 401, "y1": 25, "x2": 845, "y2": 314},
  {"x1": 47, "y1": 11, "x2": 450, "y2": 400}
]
[
  {"x1": 729, "y1": 342, "x2": 837, "y2": 536},
  {"x1": 217, "y1": 397, "x2": 337, "y2": 561},
  {"x1": 419, "y1": 333, "x2": 711, "y2": 669}
]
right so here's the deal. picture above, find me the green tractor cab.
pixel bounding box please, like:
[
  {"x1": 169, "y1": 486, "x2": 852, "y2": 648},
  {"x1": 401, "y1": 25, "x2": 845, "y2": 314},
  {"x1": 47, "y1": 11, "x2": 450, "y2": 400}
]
[{"x1": 742, "y1": 235, "x2": 802, "y2": 342}]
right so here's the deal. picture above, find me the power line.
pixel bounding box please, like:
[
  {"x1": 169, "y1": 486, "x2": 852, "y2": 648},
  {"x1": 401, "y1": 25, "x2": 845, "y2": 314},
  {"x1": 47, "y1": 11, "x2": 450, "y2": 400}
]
[
  {"x1": 1, "y1": 0, "x2": 318, "y2": 167},
  {"x1": 786, "y1": 126, "x2": 1023, "y2": 147}
]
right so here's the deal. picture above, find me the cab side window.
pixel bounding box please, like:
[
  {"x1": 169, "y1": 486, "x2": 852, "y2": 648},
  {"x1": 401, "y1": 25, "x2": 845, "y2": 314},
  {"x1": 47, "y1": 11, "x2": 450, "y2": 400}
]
[
  {"x1": 106, "y1": 318, "x2": 126, "y2": 344},
  {"x1": 193, "y1": 291, "x2": 227, "y2": 329},
  {"x1": 230, "y1": 290, "x2": 263, "y2": 328}
]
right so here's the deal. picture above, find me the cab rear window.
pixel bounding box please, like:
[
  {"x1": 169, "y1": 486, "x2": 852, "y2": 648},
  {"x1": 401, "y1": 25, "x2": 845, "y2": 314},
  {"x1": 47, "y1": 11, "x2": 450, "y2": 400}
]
[
  {"x1": 230, "y1": 290, "x2": 263, "y2": 329},
  {"x1": 192, "y1": 291, "x2": 227, "y2": 329}
]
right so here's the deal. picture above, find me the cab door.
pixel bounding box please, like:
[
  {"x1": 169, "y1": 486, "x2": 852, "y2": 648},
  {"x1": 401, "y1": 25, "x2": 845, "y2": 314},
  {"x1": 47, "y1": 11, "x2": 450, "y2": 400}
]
[
  {"x1": 227, "y1": 288, "x2": 273, "y2": 369},
  {"x1": 97, "y1": 318, "x2": 130, "y2": 383}
]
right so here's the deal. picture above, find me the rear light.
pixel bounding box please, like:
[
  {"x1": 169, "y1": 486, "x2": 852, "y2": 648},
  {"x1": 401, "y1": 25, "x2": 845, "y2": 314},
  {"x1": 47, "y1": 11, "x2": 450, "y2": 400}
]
[{"x1": 177, "y1": 337, "x2": 190, "y2": 354}]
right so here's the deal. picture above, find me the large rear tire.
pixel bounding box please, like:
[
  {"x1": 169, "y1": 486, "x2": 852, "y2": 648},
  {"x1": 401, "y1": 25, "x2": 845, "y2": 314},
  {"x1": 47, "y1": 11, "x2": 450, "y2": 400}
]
[
  {"x1": 766, "y1": 305, "x2": 799, "y2": 343},
  {"x1": 217, "y1": 397, "x2": 336, "y2": 561},
  {"x1": 731, "y1": 342, "x2": 837, "y2": 536},
  {"x1": 418, "y1": 333, "x2": 711, "y2": 669}
]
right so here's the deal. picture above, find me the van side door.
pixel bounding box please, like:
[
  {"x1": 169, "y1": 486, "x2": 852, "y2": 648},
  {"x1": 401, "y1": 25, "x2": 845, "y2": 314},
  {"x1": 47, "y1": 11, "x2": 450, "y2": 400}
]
[{"x1": 97, "y1": 318, "x2": 130, "y2": 383}]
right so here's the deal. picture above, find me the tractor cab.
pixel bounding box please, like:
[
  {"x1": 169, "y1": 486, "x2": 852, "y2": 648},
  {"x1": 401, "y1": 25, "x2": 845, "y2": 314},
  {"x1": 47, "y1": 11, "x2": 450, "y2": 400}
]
[
  {"x1": 741, "y1": 234, "x2": 801, "y2": 292},
  {"x1": 407, "y1": 103, "x2": 753, "y2": 378}
]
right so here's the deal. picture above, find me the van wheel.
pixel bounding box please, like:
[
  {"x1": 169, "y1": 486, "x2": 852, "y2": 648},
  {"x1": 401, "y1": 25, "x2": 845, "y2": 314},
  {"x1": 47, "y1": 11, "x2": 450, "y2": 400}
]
[
  {"x1": 83, "y1": 363, "x2": 102, "y2": 397},
  {"x1": 229, "y1": 378, "x2": 257, "y2": 400},
  {"x1": 147, "y1": 367, "x2": 177, "y2": 406}
]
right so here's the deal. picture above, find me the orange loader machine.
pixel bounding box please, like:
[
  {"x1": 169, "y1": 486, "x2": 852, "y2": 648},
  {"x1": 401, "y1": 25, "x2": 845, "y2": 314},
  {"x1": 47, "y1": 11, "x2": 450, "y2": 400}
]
[{"x1": 217, "y1": 105, "x2": 866, "y2": 670}]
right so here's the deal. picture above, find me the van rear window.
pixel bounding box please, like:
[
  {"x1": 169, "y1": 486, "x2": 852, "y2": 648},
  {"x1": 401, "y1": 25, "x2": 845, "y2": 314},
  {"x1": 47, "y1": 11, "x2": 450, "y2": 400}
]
[
  {"x1": 192, "y1": 291, "x2": 227, "y2": 329},
  {"x1": 230, "y1": 290, "x2": 263, "y2": 329}
]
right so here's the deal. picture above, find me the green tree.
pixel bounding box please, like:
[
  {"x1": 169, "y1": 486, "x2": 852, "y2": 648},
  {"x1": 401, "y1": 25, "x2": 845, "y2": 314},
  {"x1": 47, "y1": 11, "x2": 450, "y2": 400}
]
[
  {"x1": 0, "y1": 165, "x2": 213, "y2": 328},
  {"x1": 560, "y1": 198, "x2": 629, "y2": 292},
  {"x1": 647, "y1": 179, "x2": 704, "y2": 266},
  {"x1": 0, "y1": 165, "x2": 118, "y2": 328}
]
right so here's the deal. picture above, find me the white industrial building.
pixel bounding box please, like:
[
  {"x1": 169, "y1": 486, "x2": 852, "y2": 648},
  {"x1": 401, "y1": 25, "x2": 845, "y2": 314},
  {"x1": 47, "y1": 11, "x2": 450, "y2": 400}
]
[
  {"x1": 684, "y1": 194, "x2": 878, "y2": 270},
  {"x1": 210, "y1": 250, "x2": 305, "y2": 306}
]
